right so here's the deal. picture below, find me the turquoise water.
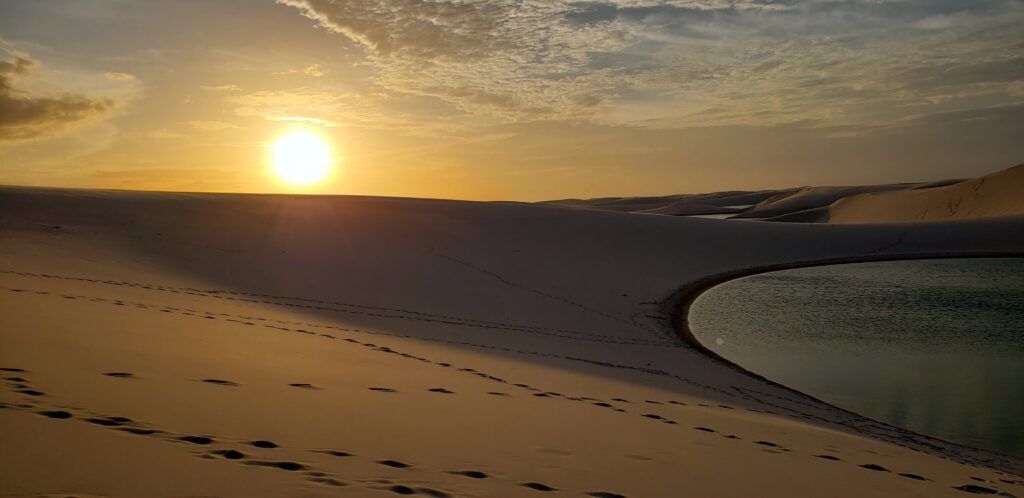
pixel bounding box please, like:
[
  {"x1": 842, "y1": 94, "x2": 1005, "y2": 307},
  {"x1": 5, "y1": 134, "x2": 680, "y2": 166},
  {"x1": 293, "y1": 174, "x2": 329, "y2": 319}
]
[{"x1": 688, "y1": 258, "x2": 1024, "y2": 458}]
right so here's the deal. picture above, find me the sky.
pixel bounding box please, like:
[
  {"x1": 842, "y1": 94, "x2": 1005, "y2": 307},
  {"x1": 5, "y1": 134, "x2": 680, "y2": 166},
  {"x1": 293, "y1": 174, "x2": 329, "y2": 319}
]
[{"x1": 0, "y1": 0, "x2": 1022, "y2": 201}]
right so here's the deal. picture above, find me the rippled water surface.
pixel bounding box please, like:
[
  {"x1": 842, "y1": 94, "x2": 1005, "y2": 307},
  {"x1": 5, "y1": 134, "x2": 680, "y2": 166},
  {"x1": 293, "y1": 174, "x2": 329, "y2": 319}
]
[{"x1": 689, "y1": 258, "x2": 1024, "y2": 458}]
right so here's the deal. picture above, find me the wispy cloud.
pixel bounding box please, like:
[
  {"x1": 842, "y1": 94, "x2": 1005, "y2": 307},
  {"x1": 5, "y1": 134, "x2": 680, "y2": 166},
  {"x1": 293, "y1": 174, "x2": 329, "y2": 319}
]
[{"x1": 278, "y1": 0, "x2": 1024, "y2": 129}]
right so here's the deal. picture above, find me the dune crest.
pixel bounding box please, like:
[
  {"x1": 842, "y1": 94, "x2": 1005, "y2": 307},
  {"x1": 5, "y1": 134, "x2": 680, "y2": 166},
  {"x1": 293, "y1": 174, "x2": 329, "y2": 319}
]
[{"x1": 829, "y1": 164, "x2": 1024, "y2": 223}]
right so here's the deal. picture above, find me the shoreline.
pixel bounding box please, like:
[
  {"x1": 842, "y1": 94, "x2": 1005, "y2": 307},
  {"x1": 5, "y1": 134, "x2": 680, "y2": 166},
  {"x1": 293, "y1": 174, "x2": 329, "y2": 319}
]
[{"x1": 664, "y1": 250, "x2": 1024, "y2": 474}]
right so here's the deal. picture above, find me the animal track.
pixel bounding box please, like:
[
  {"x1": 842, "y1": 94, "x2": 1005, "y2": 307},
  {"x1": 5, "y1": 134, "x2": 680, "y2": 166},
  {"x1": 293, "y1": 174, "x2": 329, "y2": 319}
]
[
  {"x1": 369, "y1": 387, "x2": 398, "y2": 392},
  {"x1": 251, "y1": 440, "x2": 278, "y2": 448},
  {"x1": 288, "y1": 383, "x2": 320, "y2": 390},
  {"x1": 180, "y1": 435, "x2": 213, "y2": 445},
  {"x1": 104, "y1": 372, "x2": 135, "y2": 378},
  {"x1": 428, "y1": 388, "x2": 454, "y2": 394}
]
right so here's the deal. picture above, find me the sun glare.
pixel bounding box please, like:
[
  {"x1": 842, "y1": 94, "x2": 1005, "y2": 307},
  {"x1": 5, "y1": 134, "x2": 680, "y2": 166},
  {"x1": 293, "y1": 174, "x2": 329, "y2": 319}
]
[{"x1": 271, "y1": 130, "x2": 334, "y2": 186}]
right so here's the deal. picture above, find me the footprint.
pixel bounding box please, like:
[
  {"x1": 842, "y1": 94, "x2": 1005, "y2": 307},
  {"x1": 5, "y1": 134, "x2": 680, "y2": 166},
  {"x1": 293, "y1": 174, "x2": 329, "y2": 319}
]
[
  {"x1": 4, "y1": 377, "x2": 27, "y2": 382},
  {"x1": 121, "y1": 427, "x2": 161, "y2": 435},
  {"x1": 104, "y1": 372, "x2": 135, "y2": 378},
  {"x1": 588, "y1": 493, "x2": 627, "y2": 498},
  {"x1": 755, "y1": 441, "x2": 779, "y2": 448},
  {"x1": 0, "y1": 368, "x2": 26, "y2": 373},
  {"x1": 369, "y1": 387, "x2": 398, "y2": 393},
  {"x1": 200, "y1": 379, "x2": 239, "y2": 387},
  {"x1": 246, "y1": 460, "x2": 304, "y2": 471},
  {"x1": 288, "y1": 383, "x2": 320, "y2": 390},
  {"x1": 641, "y1": 414, "x2": 663, "y2": 420},
  {"x1": 899, "y1": 473, "x2": 928, "y2": 481},
  {"x1": 309, "y1": 477, "x2": 346, "y2": 487},
  {"x1": 449, "y1": 470, "x2": 488, "y2": 479},
  {"x1": 213, "y1": 449, "x2": 246, "y2": 460},
  {"x1": 416, "y1": 488, "x2": 451, "y2": 497},
  {"x1": 16, "y1": 389, "x2": 44, "y2": 397},
  {"x1": 180, "y1": 435, "x2": 214, "y2": 445},
  {"x1": 389, "y1": 485, "x2": 415, "y2": 495},
  {"x1": 38, "y1": 410, "x2": 72, "y2": 419},
  {"x1": 314, "y1": 449, "x2": 352, "y2": 457},
  {"x1": 815, "y1": 455, "x2": 841, "y2": 461},
  {"x1": 859, "y1": 464, "x2": 889, "y2": 472},
  {"x1": 612, "y1": 398, "x2": 629, "y2": 403},
  {"x1": 487, "y1": 392, "x2": 509, "y2": 396},
  {"x1": 522, "y1": 482, "x2": 557, "y2": 491},
  {"x1": 251, "y1": 440, "x2": 279, "y2": 449},
  {"x1": 428, "y1": 388, "x2": 454, "y2": 394},
  {"x1": 87, "y1": 416, "x2": 131, "y2": 427},
  {"x1": 378, "y1": 459, "x2": 411, "y2": 468},
  {"x1": 593, "y1": 402, "x2": 613, "y2": 408},
  {"x1": 952, "y1": 484, "x2": 998, "y2": 494},
  {"x1": 693, "y1": 427, "x2": 716, "y2": 433}
]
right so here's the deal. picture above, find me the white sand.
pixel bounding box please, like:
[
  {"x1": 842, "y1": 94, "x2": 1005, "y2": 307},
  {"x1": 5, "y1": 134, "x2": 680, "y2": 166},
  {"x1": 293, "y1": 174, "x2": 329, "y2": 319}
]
[
  {"x1": 829, "y1": 164, "x2": 1024, "y2": 223},
  {"x1": 1, "y1": 186, "x2": 1022, "y2": 497}
]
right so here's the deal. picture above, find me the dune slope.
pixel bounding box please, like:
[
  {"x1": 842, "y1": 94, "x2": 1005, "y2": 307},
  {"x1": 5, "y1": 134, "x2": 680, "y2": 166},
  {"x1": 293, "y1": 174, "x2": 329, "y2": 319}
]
[
  {"x1": 830, "y1": 164, "x2": 1024, "y2": 223},
  {"x1": 1, "y1": 186, "x2": 1023, "y2": 498}
]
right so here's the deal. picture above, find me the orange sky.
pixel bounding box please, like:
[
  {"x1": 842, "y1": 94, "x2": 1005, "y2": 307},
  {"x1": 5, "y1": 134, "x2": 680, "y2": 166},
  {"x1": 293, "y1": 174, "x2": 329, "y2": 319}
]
[{"x1": 1, "y1": 0, "x2": 1022, "y2": 200}]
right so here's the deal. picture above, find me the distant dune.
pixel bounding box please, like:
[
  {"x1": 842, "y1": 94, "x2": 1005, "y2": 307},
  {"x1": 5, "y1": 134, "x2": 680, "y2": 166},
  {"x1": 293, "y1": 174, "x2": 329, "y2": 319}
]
[
  {"x1": 541, "y1": 189, "x2": 792, "y2": 216},
  {"x1": 545, "y1": 164, "x2": 1022, "y2": 225},
  {"x1": 731, "y1": 184, "x2": 914, "y2": 220},
  {"x1": 2, "y1": 186, "x2": 1023, "y2": 497},
  {"x1": 829, "y1": 164, "x2": 1024, "y2": 223}
]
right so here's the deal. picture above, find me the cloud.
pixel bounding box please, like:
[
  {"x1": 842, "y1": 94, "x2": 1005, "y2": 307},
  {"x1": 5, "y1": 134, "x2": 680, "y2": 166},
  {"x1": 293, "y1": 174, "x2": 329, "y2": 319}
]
[
  {"x1": 185, "y1": 120, "x2": 238, "y2": 132},
  {"x1": 0, "y1": 54, "x2": 115, "y2": 142},
  {"x1": 273, "y1": 63, "x2": 327, "y2": 77},
  {"x1": 278, "y1": 0, "x2": 513, "y2": 60},
  {"x1": 201, "y1": 83, "x2": 242, "y2": 92},
  {"x1": 278, "y1": 0, "x2": 1024, "y2": 129},
  {"x1": 104, "y1": 71, "x2": 135, "y2": 81}
]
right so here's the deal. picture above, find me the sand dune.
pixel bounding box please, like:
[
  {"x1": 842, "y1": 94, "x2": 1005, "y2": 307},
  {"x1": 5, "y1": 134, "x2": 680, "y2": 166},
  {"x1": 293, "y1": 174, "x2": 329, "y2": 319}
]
[
  {"x1": 829, "y1": 164, "x2": 1024, "y2": 223},
  {"x1": 540, "y1": 189, "x2": 788, "y2": 216},
  {"x1": 547, "y1": 164, "x2": 1021, "y2": 224},
  {"x1": 2, "y1": 186, "x2": 1023, "y2": 497},
  {"x1": 731, "y1": 184, "x2": 915, "y2": 220}
]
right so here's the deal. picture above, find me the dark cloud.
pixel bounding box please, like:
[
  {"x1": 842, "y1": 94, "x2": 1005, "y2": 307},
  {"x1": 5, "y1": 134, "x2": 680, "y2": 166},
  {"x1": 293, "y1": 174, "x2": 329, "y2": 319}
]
[{"x1": 0, "y1": 55, "x2": 114, "y2": 141}]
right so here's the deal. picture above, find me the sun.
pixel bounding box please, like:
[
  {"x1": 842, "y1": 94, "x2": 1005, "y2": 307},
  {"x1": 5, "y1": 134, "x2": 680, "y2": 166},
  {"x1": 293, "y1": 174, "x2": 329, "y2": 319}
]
[{"x1": 271, "y1": 130, "x2": 334, "y2": 186}]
